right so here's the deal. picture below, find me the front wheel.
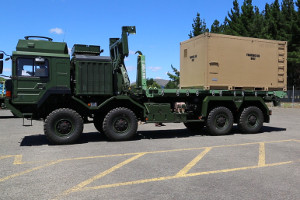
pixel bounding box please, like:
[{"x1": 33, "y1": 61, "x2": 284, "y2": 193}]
[
  {"x1": 238, "y1": 106, "x2": 264, "y2": 133},
  {"x1": 44, "y1": 108, "x2": 83, "y2": 145},
  {"x1": 206, "y1": 107, "x2": 233, "y2": 136},
  {"x1": 103, "y1": 107, "x2": 138, "y2": 141}
]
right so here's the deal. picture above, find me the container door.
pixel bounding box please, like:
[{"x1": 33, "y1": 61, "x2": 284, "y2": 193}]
[{"x1": 12, "y1": 57, "x2": 49, "y2": 104}]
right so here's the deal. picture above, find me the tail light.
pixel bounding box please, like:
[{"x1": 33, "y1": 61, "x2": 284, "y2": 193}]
[{"x1": 6, "y1": 90, "x2": 11, "y2": 98}]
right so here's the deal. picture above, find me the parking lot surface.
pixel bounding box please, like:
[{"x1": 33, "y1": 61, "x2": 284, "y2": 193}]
[{"x1": 0, "y1": 108, "x2": 300, "y2": 200}]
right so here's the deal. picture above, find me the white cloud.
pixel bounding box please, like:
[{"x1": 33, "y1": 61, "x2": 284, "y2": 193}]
[
  {"x1": 155, "y1": 77, "x2": 162, "y2": 79},
  {"x1": 50, "y1": 28, "x2": 64, "y2": 35},
  {"x1": 124, "y1": 57, "x2": 130, "y2": 61},
  {"x1": 3, "y1": 68, "x2": 11, "y2": 72},
  {"x1": 129, "y1": 50, "x2": 135, "y2": 55},
  {"x1": 148, "y1": 66, "x2": 162, "y2": 72}
]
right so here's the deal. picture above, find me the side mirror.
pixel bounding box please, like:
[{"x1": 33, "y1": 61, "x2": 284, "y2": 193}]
[
  {"x1": 0, "y1": 53, "x2": 3, "y2": 59},
  {"x1": 0, "y1": 60, "x2": 3, "y2": 74}
]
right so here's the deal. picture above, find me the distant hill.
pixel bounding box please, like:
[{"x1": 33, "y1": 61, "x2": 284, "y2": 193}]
[
  {"x1": 131, "y1": 78, "x2": 169, "y2": 88},
  {"x1": 154, "y1": 79, "x2": 169, "y2": 87}
]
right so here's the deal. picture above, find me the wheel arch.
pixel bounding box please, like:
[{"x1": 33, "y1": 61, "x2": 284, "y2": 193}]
[
  {"x1": 239, "y1": 98, "x2": 270, "y2": 123},
  {"x1": 96, "y1": 96, "x2": 145, "y2": 121}
]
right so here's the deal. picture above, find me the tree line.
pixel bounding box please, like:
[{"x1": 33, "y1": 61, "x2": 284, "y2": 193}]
[{"x1": 188, "y1": 0, "x2": 300, "y2": 89}]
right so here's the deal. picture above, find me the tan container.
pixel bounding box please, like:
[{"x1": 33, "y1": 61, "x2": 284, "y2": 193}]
[{"x1": 180, "y1": 33, "x2": 287, "y2": 91}]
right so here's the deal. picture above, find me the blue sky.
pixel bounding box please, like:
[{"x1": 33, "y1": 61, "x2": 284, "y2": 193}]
[{"x1": 1, "y1": 0, "x2": 279, "y2": 82}]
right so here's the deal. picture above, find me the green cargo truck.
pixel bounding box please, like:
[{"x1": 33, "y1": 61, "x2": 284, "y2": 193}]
[
  {"x1": 0, "y1": 81, "x2": 5, "y2": 108},
  {"x1": 0, "y1": 26, "x2": 285, "y2": 144}
]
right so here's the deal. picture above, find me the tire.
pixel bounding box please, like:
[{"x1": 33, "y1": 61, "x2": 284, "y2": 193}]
[
  {"x1": 103, "y1": 107, "x2": 138, "y2": 141},
  {"x1": 93, "y1": 114, "x2": 104, "y2": 133},
  {"x1": 238, "y1": 106, "x2": 264, "y2": 133},
  {"x1": 206, "y1": 107, "x2": 233, "y2": 136},
  {"x1": 44, "y1": 108, "x2": 83, "y2": 145},
  {"x1": 184, "y1": 122, "x2": 205, "y2": 131}
]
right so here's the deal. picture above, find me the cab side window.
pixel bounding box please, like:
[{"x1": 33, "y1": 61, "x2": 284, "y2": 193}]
[{"x1": 17, "y1": 58, "x2": 49, "y2": 77}]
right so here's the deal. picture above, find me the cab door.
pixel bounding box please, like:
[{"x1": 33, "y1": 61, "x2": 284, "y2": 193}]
[{"x1": 12, "y1": 57, "x2": 49, "y2": 104}]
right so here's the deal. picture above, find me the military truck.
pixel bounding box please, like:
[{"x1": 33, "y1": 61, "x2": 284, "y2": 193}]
[
  {"x1": 0, "y1": 26, "x2": 285, "y2": 144},
  {"x1": 0, "y1": 80, "x2": 5, "y2": 108}
]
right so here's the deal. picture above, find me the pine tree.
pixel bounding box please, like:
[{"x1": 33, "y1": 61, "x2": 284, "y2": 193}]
[
  {"x1": 188, "y1": 13, "x2": 209, "y2": 38},
  {"x1": 288, "y1": 0, "x2": 300, "y2": 87},
  {"x1": 251, "y1": 6, "x2": 265, "y2": 38},
  {"x1": 166, "y1": 65, "x2": 180, "y2": 89},
  {"x1": 224, "y1": 0, "x2": 243, "y2": 35},
  {"x1": 211, "y1": 20, "x2": 224, "y2": 33},
  {"x1": 146, "y1": 78, "x2": 161, "y2": 89},
  {"x1": 240, "y1": 0, "x2": 255, "y2": 36},
  {"x1": 269, "y1": 0, "x2": 285, "y2": 40}
]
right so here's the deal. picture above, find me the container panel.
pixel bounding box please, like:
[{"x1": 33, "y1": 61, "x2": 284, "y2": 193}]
[{"x1": 180, "y1": 33, "x2": 287, "y2": 91}]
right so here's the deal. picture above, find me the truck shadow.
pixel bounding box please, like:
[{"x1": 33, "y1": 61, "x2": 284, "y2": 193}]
[
  {"x1": 137, "y1": 126, "x2": 287, "y2": 139},
  {"x1": 20, "y1": 126, "x2": 286, "y2": 146}
]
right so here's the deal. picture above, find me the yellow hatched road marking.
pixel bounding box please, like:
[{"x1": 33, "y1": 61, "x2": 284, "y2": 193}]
[
  {"x1": 54, "y1": 153, "x2": 146, "y2": 200},
  {"x1": 258, "y1": 142, "x2": 266, "y2": 166},
  {"x1": 0, "y1": 139, "x2": 299, "y2": 184},
  {"x1": 80, "y1": 160, "x2": 296, "y2": 192},
  {"x1": 176, "y1": 147, "x2": 212, "y2": 176},
  {"x1": 0, "y1": 160, "x2": 63, "y2": 183}
]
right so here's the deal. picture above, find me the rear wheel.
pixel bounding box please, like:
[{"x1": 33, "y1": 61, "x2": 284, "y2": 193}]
[
  {"x1": 238, "y1": 106, "x2": 263, "y2": 133},
  {"x1": 206, "y1": 107, "x2": 233, "y2": 136},
  {"x1": 103, "y1": 107, "x2": 138, "y2": 141},
  {"x1": 184, "y1": 122, "x2": 205, "y2": 131},
  {"x1": 44, "y1": 108, "x2": 83, "y2": 145}
]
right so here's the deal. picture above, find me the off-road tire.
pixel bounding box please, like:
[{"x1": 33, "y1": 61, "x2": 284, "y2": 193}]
[
  {"x1": 206, "y1": 107, "x2": 233, "y2": 136},
  {"x1": 184, "y1": 122, "x2": 205, "y2": 131},
  {"x1": 103, "y1": 107, "x2": 138, "y2": 141},
  {"x1": 238, "y1": 106, "x2": 264, "y2": 133},
  {"x1": 44, "y1": 108, "x2": 83, "y2": 145}
]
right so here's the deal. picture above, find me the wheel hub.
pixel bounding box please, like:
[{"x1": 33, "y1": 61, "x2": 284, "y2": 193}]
[
  {"x1": 114, "y1": 118, "x2": 128, "y2": 132},
  {"x1": 56, "y1": 120, "x2": 72, "y2": 135},
  {"x1": 216, "y1": 116, "x2": 226, "y2": 127},
  {"x1": 248, "y1": 115, "x2": 257, "y2": 126}
]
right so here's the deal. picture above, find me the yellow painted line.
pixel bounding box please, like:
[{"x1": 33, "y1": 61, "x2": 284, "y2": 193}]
[
  {"x1": 1, "y1": 139, "x2": 297, "y2": 166},
  {"x1": 0, "y1": 155, "x2": 16, "y2": 160},
  {"x1": 0, "y1": 160, "x2": 63, "y2": 183},
  {"x1": 258, "y1": 142, "x2": 266, "y2": 167},
  {"x1": 55, "y1": 153, "x2": 146, "y2": 199},
  {"x1": 82, "y1": 160, "x2": 296, "y2": 191},
  {"x1": 13, "y1": 155, "x2": 24, "y2": 165},
  {"x1": 0, "y1": 139, "x2": 297, "y2": 184},
  {"x1": 51, "y1": 139, "x2": 299, "y2": 165},
  {"x1": 176, "y1": 147, "x2": 212, "y2": 176}
]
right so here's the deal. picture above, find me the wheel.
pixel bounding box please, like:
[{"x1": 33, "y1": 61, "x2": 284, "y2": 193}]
[
  {"x1": 238, "y1": 106, "x2": 264, "y2": 133},
  {"x1": 206, "y1": 107, "x2": 233, "y2": 136},
  {"x1": 44, "y1": 108, "x2": 83, "y2": 145},
  {"x1": 93, "y1": 114, "x2": 104, "y2": 133},
  {"x1": 184, "y1": 122, "x2": 205, "y2": 131},
  {"x1": 103, "y1": 107, "x2": 138, "y2": 141}
]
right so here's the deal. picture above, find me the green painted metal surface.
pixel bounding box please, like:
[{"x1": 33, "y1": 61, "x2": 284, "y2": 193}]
[
  {"x1": 136, "y1": 54, "x2": 147, "y2": 91},
  {"x1": 16, "y1": 39, "x2": 68, "y2": 55},
  {"x1": 144, "y1": 103, "x2": 187, "y2": 122},
  {"x1": 74, "y1": 59, "x2": 113, "y2": 95},
  {"x1": 71, "y1": 44, "x2": 101, "y2": 56}
]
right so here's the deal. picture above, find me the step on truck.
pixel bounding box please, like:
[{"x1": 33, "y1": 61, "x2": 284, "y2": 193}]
[{"x1": 0, "y1": 26, "x2": 286, "y2": 144}]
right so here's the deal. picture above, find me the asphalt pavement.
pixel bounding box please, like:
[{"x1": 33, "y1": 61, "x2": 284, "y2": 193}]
[{"x1": 0, "y1": 108, "x2": 300, "y2": 200}]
